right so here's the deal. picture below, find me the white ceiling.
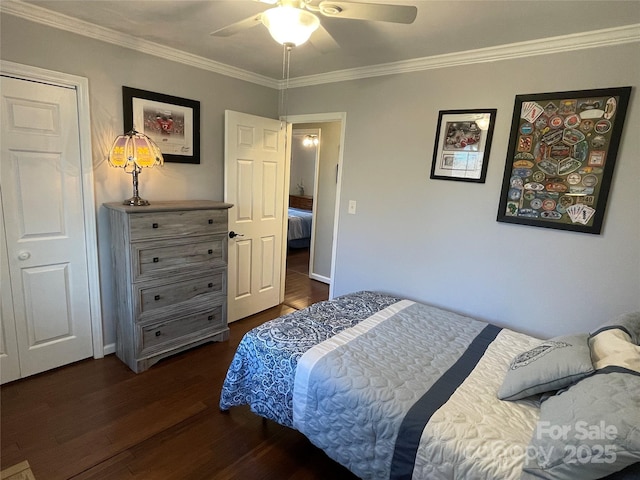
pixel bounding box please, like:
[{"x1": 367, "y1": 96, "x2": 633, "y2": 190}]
[{"x1": 7, "y1": 0, "x2": 640, "y2": 83}]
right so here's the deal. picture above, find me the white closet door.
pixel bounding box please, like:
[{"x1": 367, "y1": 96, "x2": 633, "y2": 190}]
[
  {"x1": 0, "y1": 192, "x2": 20, "y2": 384},
  {"x1": 0, "y1": 75, "x2": 93, "y2": 381}
]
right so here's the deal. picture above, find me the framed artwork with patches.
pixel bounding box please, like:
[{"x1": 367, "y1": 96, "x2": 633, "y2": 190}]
[{"x1": 497, "y1": 86, "x2": 631, "y2": 234}]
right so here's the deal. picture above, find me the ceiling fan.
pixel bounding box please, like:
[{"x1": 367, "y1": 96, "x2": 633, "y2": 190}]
[{"x1": 210, "y1": 0, "x2": 418, "y2": 51}]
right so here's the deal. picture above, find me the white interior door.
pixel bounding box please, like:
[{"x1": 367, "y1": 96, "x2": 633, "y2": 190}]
[
  {"x1": 225, "y1": 110, "x2": 287, "y2": 322},
  {"x1": 0, "y1": 75, "x2": 94, "y2": 380}
]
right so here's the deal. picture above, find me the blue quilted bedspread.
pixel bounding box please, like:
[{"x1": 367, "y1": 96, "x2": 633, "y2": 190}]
[{"x1": 219, "y1": 291, "x2": 403, "y2": 427}]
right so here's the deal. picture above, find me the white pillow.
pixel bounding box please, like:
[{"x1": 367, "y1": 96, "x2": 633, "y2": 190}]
[{"x1": 589, "y1": 327, "x2": 640, "y2": 373}]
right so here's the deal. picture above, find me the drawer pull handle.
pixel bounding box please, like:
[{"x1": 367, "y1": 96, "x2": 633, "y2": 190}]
[
  {"x1": 154, "y1": 294, "x2": 160, "y2": 301},
  {"x1": 208, "y1": 315, "x2": 214, "y2": 321},
  {"x1": 208, "y1": 249, "x2": 213, "y2": 254},
  {"x1": 153, "y1": 257, "x2": 159, "y2": 263},
  {"x1": 208, "y1": 283, "x2": 213, "y2": 288},
  {"x1": 155, "y1": 331, "x2": 162, "y2": 337},
  {"x1": 208, "y1": 219, "x2": 213, "y2": 224},
  {"x1": 152, "y1": 223, "x2": 159, "y2": 229}
]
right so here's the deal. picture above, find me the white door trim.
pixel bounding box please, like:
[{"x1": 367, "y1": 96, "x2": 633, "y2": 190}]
[
  {"x1": 1, "y1": 60, "x2": 103, "y2": 358},
  {"x1": 282, "y1": 112, "x2": 346, "y2": 300}
]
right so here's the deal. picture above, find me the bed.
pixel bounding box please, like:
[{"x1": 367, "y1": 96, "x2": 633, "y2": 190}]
[
  {"x1": 287, "y1": 207, "x2": 312, "y2": 249},
  {"x1": 219, "y1": 291, "x2": 640, "y2": 480}
]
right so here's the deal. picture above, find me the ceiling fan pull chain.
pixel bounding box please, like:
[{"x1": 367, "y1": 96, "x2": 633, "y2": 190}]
[
  {"x1": 285, "y1": 44, "x2": 292, "y2": 117},
  {"x1": 280, "y1": 42, "x2": 293, "y2": 126},
  {"x1": 279, "y1": 43, "x2": 286, "y2": 126}
]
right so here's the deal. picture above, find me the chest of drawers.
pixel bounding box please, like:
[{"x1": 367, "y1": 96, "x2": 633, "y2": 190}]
[
  {"x1": 105, "y1": 200, "x2": 232, "y2": 373},
  {"x1": 289, "y1": 194, "x2": 313, "y2": 211}
]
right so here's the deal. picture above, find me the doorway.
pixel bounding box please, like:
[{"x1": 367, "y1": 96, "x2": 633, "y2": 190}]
[
  {"x1": 224, "y1": 111, "x2": 345, "y2": 317},
  {"x1": 284, "y1": 112, "x2": 346, "y2": 301}
]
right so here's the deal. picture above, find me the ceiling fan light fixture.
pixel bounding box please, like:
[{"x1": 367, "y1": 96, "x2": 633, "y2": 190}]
[
  {"x1": 302, "y1": 135, "x2": 319, "y2": 147},
  {"x1": 261, "y1": 5, "x2": 320, "y2": 46}
]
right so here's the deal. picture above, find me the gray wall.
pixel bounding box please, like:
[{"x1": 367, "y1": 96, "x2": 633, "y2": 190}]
[
  {"x1": 1, "y1": 14, "x2": 277, "y2": 346},
  {"x1": 286, "y1": 43, "x2": 640, "y2": 338},
  {"x1": 290, "y1": 131, "x2": 317, "y2": 196},
  {"x1": 312, "y1": 121, "x2": 340, "y2": 280},
  {"x1": 2, "y1": 12, "x2": 639, "y2": 344}
]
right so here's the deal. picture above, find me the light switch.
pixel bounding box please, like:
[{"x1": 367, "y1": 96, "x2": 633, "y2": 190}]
[{"x1": 348, "y1": 200, "x2": 357, "y2": 214}]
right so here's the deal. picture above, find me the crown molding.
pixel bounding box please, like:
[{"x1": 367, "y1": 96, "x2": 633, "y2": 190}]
[
  {"x1": 2, "y1": 1, "x2": 638, "y2": 91},
  {"x1": 284, "y1": 23, "x2": 640, "y2": 89},
  {"x1": 0, "y1": 0, "x2": 279, "y2": 89}
]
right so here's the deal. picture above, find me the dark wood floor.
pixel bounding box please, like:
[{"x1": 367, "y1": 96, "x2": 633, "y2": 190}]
[{"x1": 1, "y1": 248, "x2": 358, "y2": 480}]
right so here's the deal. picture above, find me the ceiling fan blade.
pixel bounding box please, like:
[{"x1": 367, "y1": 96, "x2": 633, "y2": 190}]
[
  {"x1": 309, "y1": 24, "x2": 340, "y2": 53},
  {"x1": 318, "y1": 1, "x2": 417, "y2": 24},
  {"x1": 210, "y1": 13, "x2": 263, "y2": 37}
]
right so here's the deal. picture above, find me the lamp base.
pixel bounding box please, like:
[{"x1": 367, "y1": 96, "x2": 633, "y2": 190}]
[{"x1": 123, "y1": 196, "x2": 150, "y2": 206}]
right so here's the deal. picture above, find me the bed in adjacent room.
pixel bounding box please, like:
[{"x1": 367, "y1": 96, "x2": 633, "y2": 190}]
[
  {"x1": 219, "y1": 291, "x2": 640, "y2": 480},
  {"x1": 287, "y1": 207, "x2": 312, "y2": 249}
]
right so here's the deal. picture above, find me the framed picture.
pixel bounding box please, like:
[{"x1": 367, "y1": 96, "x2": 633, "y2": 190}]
[
  {"x1": 430, "y1": 109, "x2": 497, "y2": 183},
  {"x1": 123, "y1": 86, "x2": 200, "y2": 164},
  {"x1": 497, "y1": 86, "x2": 632, "y2": 234}
]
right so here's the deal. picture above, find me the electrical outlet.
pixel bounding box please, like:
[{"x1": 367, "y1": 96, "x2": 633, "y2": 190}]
[{"x1": 348, "y1": 200, "x2": 357, "y2": 214}]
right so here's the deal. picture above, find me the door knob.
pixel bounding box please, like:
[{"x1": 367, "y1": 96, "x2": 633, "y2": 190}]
[
  {"x1": 229, "y1": 231, "x2": 244, "y2": 239},
  {"x1": 17, "y1": 251, "x2": 31, "y2": 261}
]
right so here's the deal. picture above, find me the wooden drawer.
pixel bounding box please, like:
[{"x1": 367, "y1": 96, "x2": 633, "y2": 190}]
[
  {"x1": 140, "y1": 305, "x2": 225, "y2": 353},
  {"x1": 137, "y1": 269, "x2": 225, "y2": 317},
  {"x1": 132, "y1": 234, "x2": 226, "y2": 281},
  {"x1": 129, "y1": 209, "x2": 227, "y2": 241}
]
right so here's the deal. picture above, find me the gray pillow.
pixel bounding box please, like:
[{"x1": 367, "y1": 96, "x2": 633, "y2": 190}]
[
  {"x1": 498, "y1": 334, "x2": 594, "y2": 401},
  {"x1": 522, "y1": 369, "x2": 640, "y2": 480}
]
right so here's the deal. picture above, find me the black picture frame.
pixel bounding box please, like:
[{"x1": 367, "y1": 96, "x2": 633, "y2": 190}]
[
  {"x1": 123, "y1": 86, "x2": 200, "y2": 164},
  {"x1": 497, "y1": 86, "x2": 631, "y2": 234},
  {"x1": 430, "y1": 109, "x2": 497, "y2": 183}
]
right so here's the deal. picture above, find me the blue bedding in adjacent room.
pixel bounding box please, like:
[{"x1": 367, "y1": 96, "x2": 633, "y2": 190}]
[{"x1": 287, "y1": 207, "x2": 312, "y2": 248}]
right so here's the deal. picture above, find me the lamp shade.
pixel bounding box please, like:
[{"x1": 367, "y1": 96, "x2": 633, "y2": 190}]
[
  {"x1": 108, "y1": 129, "x2": 163, "y2": 206},
  {"x1": 108, "y1": 129, "x2": 163, "y2": 169},
  {"x1": 261, "y1": 6, "x2": 320, "y2": 46}
]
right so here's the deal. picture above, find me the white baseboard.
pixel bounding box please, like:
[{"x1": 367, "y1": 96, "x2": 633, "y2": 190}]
[
  {"x1": 310, "y1": 273, "x2": 330, "y2": 284},
  {"x1": 103, "y1": 343, "x2": 116, "y2": 356}
]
